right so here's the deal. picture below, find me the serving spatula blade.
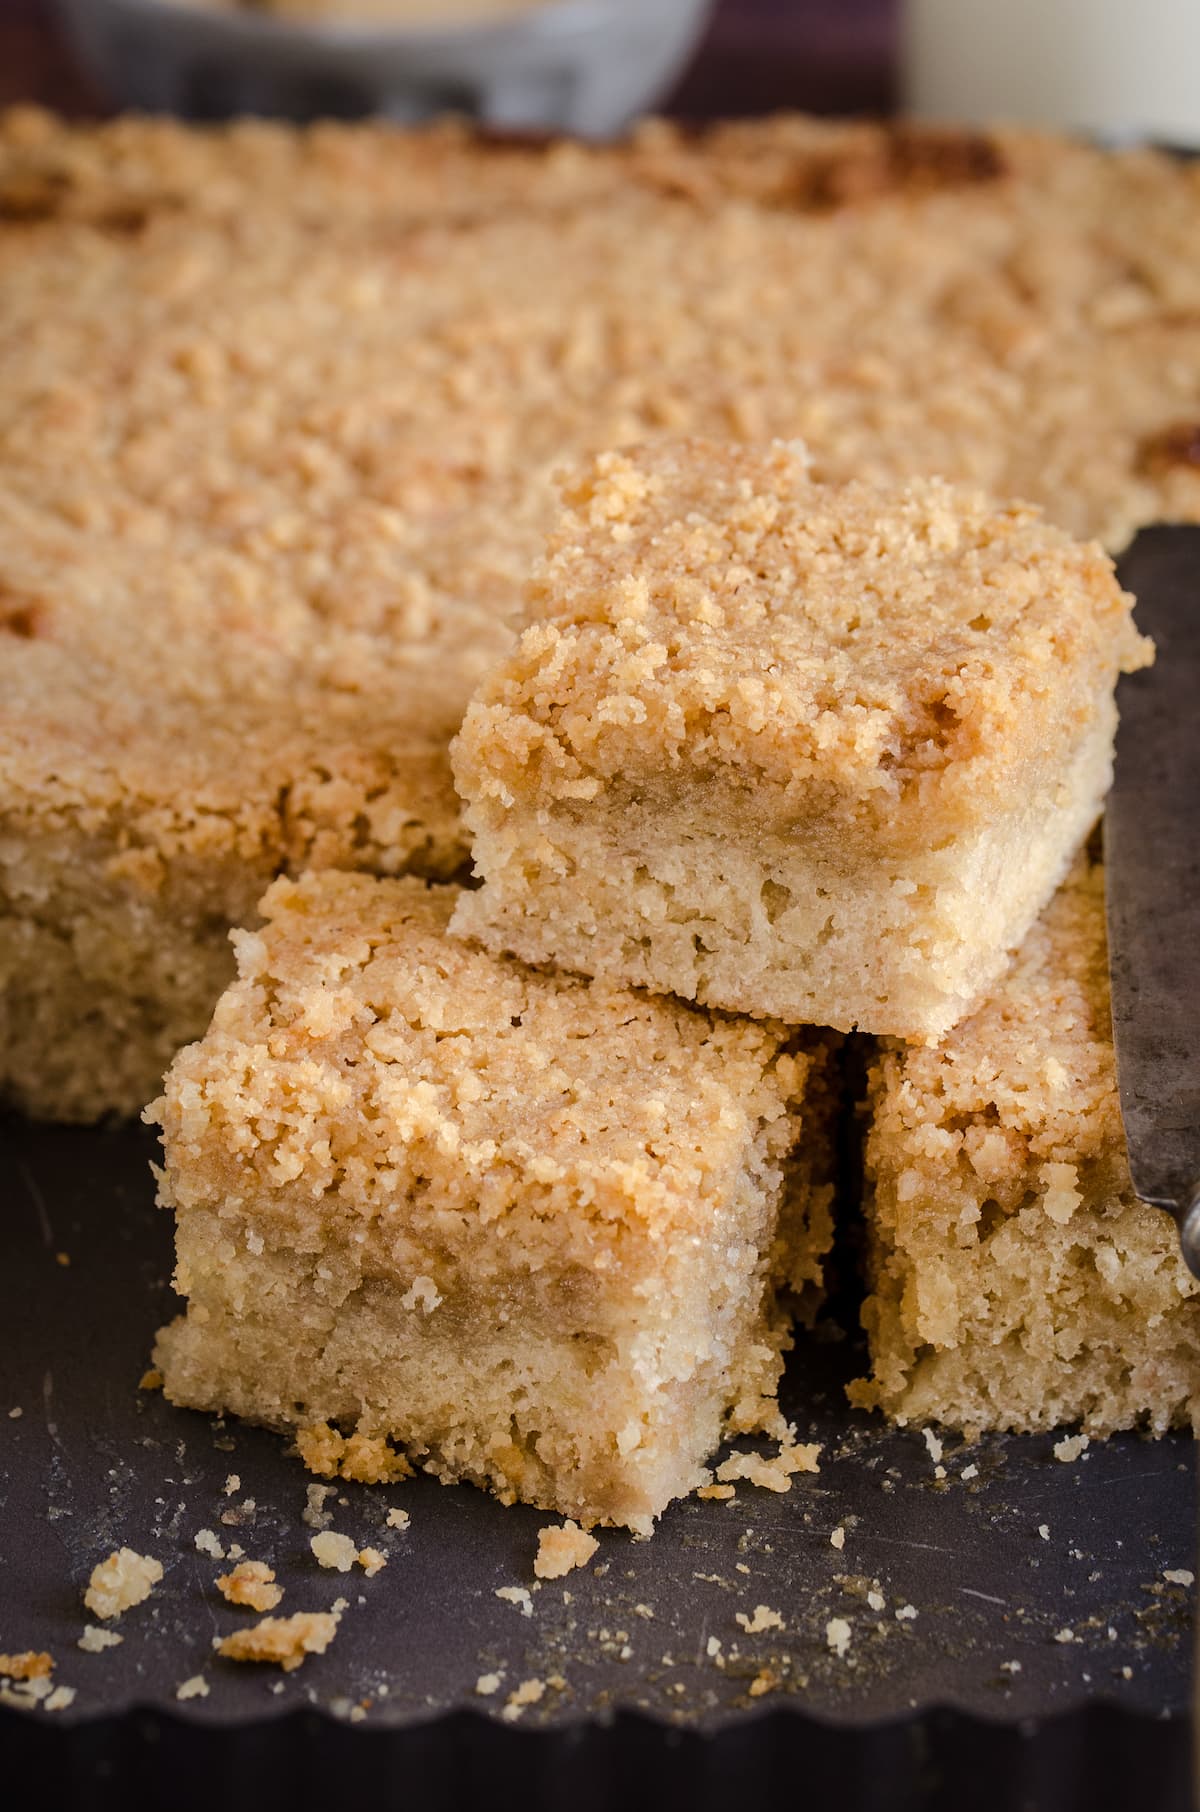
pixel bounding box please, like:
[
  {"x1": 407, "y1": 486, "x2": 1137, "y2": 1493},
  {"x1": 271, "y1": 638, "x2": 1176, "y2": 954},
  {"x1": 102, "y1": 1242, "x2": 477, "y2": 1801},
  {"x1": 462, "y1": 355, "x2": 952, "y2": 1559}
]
[{"x1": 1106, "y1": 525, "x2": 1200, "y2": 1277}]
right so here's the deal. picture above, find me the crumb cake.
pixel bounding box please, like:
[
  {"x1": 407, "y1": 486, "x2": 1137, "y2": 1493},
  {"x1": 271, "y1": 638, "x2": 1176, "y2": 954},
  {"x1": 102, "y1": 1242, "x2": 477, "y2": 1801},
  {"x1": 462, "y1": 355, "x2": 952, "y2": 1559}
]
[
  {"x1": 852, "y1": 855, "x2": 1200, "y2": 1436},
  {"x1": 151, "y1": 871, "x2": 834, "y2": 1533},
  {"x1": 453, "y1": 442, "x2": 1150, "y2": 1039},
  {"x1": 2, "y1": 108, "x2": 1198, "y2": 1117}
]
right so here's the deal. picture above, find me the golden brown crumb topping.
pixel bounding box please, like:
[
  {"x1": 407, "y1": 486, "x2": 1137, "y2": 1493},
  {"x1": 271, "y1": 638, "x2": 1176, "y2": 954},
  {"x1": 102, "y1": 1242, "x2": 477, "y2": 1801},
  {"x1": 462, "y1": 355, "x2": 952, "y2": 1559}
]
[
  {"x1": 459, "y1": 442, "x2": 1149, "y2": 836},
  {"x1": 152, "y1": 873, "x2": 811, "y2": 1260},
  {"x1": 866, "y1": 856, "x2": 1122, "y2": 1210}
]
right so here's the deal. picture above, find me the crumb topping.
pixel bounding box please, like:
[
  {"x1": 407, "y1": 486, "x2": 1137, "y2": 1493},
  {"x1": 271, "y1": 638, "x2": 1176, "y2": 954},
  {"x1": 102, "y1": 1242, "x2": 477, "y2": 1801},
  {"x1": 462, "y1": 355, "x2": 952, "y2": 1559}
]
[
  {"x1": 866, "y1": 856, "x2": 1125, "y2": 1243},
  {"x1": 151, "y1": 872, "x2": 810, "y2": 1255},
  {"x1": 456, "y1": 442, "x2": 1149, "y2": 840}
]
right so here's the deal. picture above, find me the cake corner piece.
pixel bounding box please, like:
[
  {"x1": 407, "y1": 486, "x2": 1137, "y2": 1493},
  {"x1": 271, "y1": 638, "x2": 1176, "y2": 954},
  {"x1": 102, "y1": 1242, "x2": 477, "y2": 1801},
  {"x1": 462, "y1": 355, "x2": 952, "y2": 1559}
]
[
  {"x1": 850, "y1": 851, "x2": 1200, "y2": 1438},
  {"x1": 150, "y1": 869, "x2": 836, "y2": 1534},
  {"x1": 451, "y1": 438, "x2": 1151, "y2": 1040}
]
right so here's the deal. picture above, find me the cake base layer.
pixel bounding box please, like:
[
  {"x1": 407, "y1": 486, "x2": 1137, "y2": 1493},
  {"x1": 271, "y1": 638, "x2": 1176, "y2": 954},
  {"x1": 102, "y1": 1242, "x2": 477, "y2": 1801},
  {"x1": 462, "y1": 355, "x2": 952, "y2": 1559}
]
[
  {"x1": 151, "y1": 871, "x2": 834, "y2": 1531},
  {"x1": 454, "y1": 698, "x2": 1118, "y2": 1043},
  {"x1": 851, "y1": 855, "x2": 1200, "y2": 1436}
]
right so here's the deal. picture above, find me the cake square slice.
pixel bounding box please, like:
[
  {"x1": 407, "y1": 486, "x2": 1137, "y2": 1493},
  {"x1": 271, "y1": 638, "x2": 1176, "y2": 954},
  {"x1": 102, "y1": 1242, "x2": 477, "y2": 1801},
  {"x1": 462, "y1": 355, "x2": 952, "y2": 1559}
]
[
  {"x1": 451, "y1": 441, "x2": 1152, "y2": 1040},
  {"x1": 150, "y1": 871, "x2": 835, "y2": 1533},
  {"x1": 850, "y1": 853, "x2": 1200, "y2": 1436}
]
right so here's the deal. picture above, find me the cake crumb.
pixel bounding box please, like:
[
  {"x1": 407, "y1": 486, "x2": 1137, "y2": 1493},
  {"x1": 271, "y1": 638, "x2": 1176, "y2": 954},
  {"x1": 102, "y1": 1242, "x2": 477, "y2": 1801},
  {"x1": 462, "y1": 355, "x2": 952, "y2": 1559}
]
[
  {"x1": 295, "y1": 1423, "x2": 412, "y2": 1485},
  {"x1": 495, "y1": 1586, "x2": 534, "y2": 1618},
  {"x1": 1037, "y1": 1525, "x2": 1051, "y2": 1541},
  {"x1": 138, "y1": 1370, "x2": 163, "y2": 1391},
  {"x1": 1053, "y1": 1434, "x2": 1089, "y2": 1463},
  {"x1": 1054, "y1": 1627, "x2": 1075, "y2": 1644},
  {"x1": 217, "y1": 1561, "x2": 282, "y2": 1612},
  {"x1": 357, "y1": 1548, "x2": 387, "y2": 1577},
  {"x1": 867, "y1": 1591, "x2": 886, "y2": 1612},
  {"x1": 77, "y1": 1627, "x2": 123, "y2": 1654},
  {"x1": 534, "y1": 1521, "x2": 599, "y2": 1580},
  {"x1": 224, "y1": 1474, "x2": 241, "y2": 1496},
  {"x1": 311, "y1": 1532, "x2": 357, "y2": 1574},
  {"x1": 385, "y1": 1508, "x2": 411, "y2": 1532},
  {"x1": 194, "y1": 1529, "x2": 225, "y2": 1560},
  {"x1": 55, "y1": 1252, "x2": 70, "y2": 1268},
  {"x1": 826, "y1": 1618, "x2": 852, "y2": 1659},
  {"x1": 895, "y1": 1604, "x2": 918, "y2": 1622},
  {"x1": 1163, "y1": 1569, "x2": 1194, "y2": 1588},
  {"x1": 922, "y1": 1428, "x2": 943, "y2": 1464},
  {"x1": 715, "y1": 1441, "x2": 821, "y2": 1495},
  {"x1": 696, "y1": 1484, "x2": 736, "y2": 1501},
  {"x1": 9, "y1": 1407, "x2": 22, "y2": 1419},
  {"x1": 735, "y1": 1605, "x2": 784, "y2": 1635},
  {"x1": 217, "y1": 1611, "x2": 339, "y2": 1672},
  {"x1": 302, "y1": 1485, "x2": 335, "y2": 1530},
  {"x1": 83, "y1": 1549, "x2": 163, "y2": 1620},
  {"x1": 176, "y1": 1675, "x2": 210, "y2": 1701},
  {"x1": 44, "y1": 1686, "x2": 75, "y2": 1712},
  {"x1": 830, "y1": 1526, "x2": 846, "y2": 1550},
  {"x1": 748, "y1": 1666, "x2": 779, "y2": 1698},
  {"x1": 0, "y1": 1653, "x2": 52, "y2": 1681},
  {"x1": 475, "y1": 1672, "x2": 502, "y2": 1696},
  {"x1": 1000, "y1": 1660, "x2": 1022, "y2": 1675},
  {"x1": 961, "y1": 1464, "x2": 979, "y2": 1481},
  {"x1": 501, "y1": 1677, "x2": 545, "y2": 1722}
]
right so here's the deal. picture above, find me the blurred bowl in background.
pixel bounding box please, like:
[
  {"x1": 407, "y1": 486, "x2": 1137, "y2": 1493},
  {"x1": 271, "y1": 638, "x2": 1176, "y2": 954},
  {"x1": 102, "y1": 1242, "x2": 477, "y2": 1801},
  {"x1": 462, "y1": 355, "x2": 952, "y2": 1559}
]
[{"x1": 54, "y1": 0, "x2": 716, "y2": 135}]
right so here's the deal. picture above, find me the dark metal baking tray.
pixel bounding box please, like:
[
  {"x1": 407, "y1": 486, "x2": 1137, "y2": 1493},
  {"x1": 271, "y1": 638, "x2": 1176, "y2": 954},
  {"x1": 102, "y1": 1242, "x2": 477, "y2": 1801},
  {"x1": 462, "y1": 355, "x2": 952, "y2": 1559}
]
[{"x1": 0, "y1": 1110, "x2": 1193, "y2": 1810}]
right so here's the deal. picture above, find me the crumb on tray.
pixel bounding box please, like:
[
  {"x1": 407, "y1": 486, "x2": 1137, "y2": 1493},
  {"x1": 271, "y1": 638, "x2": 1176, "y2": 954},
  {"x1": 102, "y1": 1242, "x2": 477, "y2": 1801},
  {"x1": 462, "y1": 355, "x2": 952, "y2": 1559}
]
[
  {"x1": 533, "y1": 1521, "x2": 599, "y2": 1580},
  {"x1": 216, "y1": 1610, "x2": 339, "y2": 1673},
  {"x1": 216, "y1": 1561, "x2": 282, "y2": 1612},
  {"x1": 295, "y1": 1423, "x2": 412, "y2": 1485},
  {"x1": 83, "y1": 1548, "x2": 163, "y2": 1621}
]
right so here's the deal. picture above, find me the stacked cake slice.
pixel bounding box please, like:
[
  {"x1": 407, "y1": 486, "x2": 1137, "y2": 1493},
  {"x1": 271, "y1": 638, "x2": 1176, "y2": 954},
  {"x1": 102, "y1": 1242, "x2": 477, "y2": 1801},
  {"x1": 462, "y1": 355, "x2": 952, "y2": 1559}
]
[{"x1": 148, "y1": 434, "x2": 1197, "y2": 1531}]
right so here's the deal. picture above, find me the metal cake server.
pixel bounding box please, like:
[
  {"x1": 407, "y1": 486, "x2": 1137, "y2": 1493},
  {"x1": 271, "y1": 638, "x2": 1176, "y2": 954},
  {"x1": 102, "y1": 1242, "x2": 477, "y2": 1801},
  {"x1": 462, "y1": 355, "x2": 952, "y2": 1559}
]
[
  {"x1": 1106, "y1": 525, "x2": 1200, "y2": 1279},
  {"x1": 1106, "y1": 524, "x2": 1200, "y2": 1812}
]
